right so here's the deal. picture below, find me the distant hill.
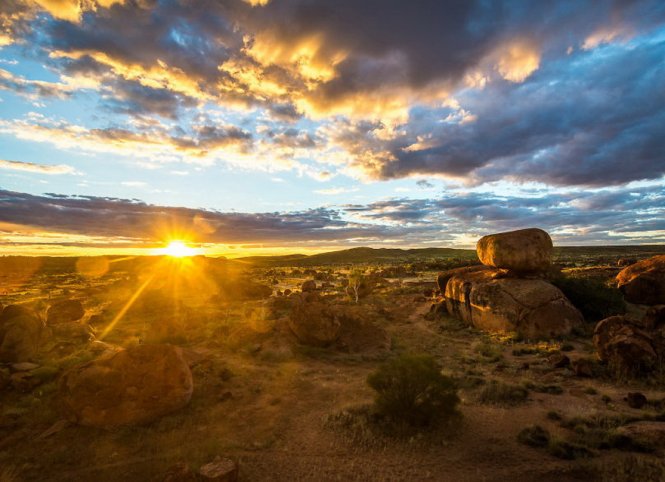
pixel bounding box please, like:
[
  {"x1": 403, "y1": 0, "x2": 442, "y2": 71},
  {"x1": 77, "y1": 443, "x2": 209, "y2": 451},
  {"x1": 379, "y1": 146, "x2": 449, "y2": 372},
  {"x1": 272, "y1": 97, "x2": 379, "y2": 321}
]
[{"x1": 236, "y1": 247, "x2": 477, "y2": 267}]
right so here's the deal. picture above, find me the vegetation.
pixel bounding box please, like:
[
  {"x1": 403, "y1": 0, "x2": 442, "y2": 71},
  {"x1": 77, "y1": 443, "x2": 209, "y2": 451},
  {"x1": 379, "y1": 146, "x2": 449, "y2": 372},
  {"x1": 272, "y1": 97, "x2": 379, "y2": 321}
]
[
  {"x1": 366, "y1": 354, "x2": 460, "y2": 427},
  {"x1": 478, "y1": 380, "x2": 529, "y2": 406},
  {"x1": 550, "y1": 273, "x2": 626, "y2": 322}
]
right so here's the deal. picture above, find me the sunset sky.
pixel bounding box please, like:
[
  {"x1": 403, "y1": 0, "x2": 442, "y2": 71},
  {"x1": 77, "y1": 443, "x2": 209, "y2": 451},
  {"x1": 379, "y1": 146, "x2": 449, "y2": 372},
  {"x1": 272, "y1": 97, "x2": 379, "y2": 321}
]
[{"x1": 1, "y1": 0, "x2": 664, "y2": 256}]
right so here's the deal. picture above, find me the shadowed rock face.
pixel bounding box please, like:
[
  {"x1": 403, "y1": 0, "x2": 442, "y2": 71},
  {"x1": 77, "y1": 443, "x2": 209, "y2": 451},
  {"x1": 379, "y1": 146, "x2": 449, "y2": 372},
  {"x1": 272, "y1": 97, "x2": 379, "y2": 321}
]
[
  {"x1": 288, "y1": 295, "x2": 342, "y2": 347},
  {"x1": 0, "y1": 305, "x2": 43, "y2": 362},
  {"x1": 445, "y1": 269, "x2": 583, "y2": 339},
  {"x1": 616, "y1": 255, "x2": 665, "y2": 305},
  {"x1": 476, "y1": 228, "x2": 553, "y2": 274},
  {"x1": 593, "y1": 313, "x2": 665, "y2": 376},
  {"x1": 47, "y1": 299, "x2": 85, "y2": 324},
  {"x1": 59, "y1": 344, "x2": 193, "y2": 428}
]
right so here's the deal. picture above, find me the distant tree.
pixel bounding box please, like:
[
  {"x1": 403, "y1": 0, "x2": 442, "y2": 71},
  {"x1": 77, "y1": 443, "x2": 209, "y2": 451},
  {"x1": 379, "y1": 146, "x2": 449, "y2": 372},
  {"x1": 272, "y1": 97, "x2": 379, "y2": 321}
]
[{"x1": 347, "y1": 269, "x2": 367, "y2": 303}]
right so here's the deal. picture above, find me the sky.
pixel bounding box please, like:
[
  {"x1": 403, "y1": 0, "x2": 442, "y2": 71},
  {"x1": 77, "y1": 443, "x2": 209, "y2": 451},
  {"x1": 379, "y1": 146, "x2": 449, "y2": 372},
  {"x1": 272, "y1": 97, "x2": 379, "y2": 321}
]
[{"x1": 0, "y1": 0, "x2": 664, "y2": 256}]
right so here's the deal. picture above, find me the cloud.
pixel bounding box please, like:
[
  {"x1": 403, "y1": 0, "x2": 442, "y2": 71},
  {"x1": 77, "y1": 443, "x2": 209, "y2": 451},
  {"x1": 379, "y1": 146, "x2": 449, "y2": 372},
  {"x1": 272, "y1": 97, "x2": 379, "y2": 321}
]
[
  {"x1": 0, "y1": 158, "x2": 76, "y2": 175},
  {"x1": 314, "y1": 186, "x2": 358, "y2": 195},
  {"x1": 1, "y1": 184, "x2": 663, "y2": 249},
  {"x1": 494, "y1": 41, "x2": 540, "y2": 82},
  {"x1": 0, "y1": 0, "x2": 664, "y2": 192},
  {"x1": 0, "y1": 68, "x2": 73, "y2": 99},
  {"x1": 331, "y1": 35, "x2": 665, "y2": 186},
  {"x1": 0, "y1": 189, "x2": 393, "y2": 245}
]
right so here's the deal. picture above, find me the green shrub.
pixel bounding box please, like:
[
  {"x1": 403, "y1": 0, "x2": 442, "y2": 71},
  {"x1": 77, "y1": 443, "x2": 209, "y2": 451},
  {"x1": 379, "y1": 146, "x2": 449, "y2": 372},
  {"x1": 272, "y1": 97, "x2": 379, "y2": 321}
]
[
  {"x1": 366, "y1": 354, "x2": 460, "y2": 427},
  {"x1": 479, "y1": 380, "x2": 528, "y2": 406},
  {"x1": 550, "y1": 274, "x2": 625, "y2": 322}
]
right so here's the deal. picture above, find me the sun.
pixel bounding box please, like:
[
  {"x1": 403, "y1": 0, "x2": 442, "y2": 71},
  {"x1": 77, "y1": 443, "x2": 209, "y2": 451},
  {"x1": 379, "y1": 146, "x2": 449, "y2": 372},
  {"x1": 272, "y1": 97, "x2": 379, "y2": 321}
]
[{"x1": 161, "y1": 240, "x2": 198, "y2": 257}]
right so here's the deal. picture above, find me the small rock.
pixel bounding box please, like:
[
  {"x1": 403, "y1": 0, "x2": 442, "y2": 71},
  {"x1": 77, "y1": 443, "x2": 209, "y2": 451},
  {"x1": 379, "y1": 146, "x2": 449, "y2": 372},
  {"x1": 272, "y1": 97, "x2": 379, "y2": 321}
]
[
  {"x1": 163, "y1": 462, "x2": 197, "y2": 482},
  {"x1": 38, "y1": 419, "x2": 70, "y2": 439},
  {"x1": 571, "y1": 358, "x2": 594, "y2": 377},
  {"x1": 10, "y1": 372, "x2": 42, "y2": 392},
  {"x1": 11, "y1": 362, "x2": 40, "y2": 372},
  {"x1": 548, "y1": 353, "x2": 571, "y2": 369},
  {"x1": 626, "y1": 392, "x2": 648, "y2": 409},
  {"x1": 301, "y1": 280, "x2": 317, "y2": 292},
  {"x1": 199, "y1": 456, "x2": 238, "y2": 482}
]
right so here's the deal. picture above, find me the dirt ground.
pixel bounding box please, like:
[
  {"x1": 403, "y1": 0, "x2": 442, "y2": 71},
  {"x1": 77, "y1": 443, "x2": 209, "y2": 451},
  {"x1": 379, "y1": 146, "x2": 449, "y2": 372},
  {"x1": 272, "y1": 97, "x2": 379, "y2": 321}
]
[{"x1": 2, "y1": 264, "x2": 665, "y2": 482}]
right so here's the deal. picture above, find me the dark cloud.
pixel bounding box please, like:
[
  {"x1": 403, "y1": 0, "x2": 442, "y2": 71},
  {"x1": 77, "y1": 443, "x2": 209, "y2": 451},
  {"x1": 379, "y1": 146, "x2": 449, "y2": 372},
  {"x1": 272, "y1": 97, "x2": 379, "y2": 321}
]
[
  {"x1": 103, "y1": 79, "x2": 198, "y2": 120},
  {"x1": 1, "y1": 185, "x2": 663, "y2": 248},
  {"x1": 0, "y1": 189, "x2": 391, "y2": 244},
  {"x1": 340, "y1": 38, "x2": 665, "y2": 186}
]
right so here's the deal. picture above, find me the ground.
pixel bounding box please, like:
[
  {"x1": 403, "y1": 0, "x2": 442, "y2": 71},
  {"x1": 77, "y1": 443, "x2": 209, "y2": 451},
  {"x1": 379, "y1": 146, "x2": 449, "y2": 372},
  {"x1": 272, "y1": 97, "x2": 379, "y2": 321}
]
[{"x1": 1, "y1": 250, "x2": 665, "y2": 481}]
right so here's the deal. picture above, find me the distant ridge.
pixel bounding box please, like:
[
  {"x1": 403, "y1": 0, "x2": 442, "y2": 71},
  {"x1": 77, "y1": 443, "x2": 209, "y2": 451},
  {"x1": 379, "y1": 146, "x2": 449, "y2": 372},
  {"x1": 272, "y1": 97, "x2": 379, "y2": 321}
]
[{"x1": 236, "y1": 246, "x2": 475, "y2": 267}]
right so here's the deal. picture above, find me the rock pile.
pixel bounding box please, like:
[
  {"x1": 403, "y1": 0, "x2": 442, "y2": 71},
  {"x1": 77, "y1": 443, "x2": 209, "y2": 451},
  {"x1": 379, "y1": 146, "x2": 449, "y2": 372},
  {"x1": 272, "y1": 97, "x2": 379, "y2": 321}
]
[
  {"x1": 593, "y1": 256, "x2": 665, "y2": 376},
  {"x1": 438, "y1": 228, "x2": 583, "y2": 339}
]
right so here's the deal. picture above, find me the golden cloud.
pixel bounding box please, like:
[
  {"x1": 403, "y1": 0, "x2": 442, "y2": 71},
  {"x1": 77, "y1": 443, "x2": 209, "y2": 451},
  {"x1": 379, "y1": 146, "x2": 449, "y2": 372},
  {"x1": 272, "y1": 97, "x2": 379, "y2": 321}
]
[{"x1": 495, "y1": 41, "x2": 540, "y2": 83}]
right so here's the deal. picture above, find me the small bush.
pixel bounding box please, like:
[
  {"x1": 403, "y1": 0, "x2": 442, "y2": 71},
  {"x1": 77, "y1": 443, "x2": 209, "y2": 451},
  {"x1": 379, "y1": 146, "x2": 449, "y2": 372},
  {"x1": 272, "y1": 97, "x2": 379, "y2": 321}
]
[
  {"x1": 547, "y1": 410, "x2": 563, "y2": 421},
  {"x1": 547, "y1": 439, "x2": 595, "y2": 459},
  {"x1": 518, "y1": 425, "x2": 551, "y2": 448},
  {"x1": 474, "y1": 341, "x2": 503, "y2": 362},
  {"x1": 367, "y1": 354, "x2": 460, "y2": 427},
  {"x1": 550, "y1": 274, "x2": 625, "y2": 322},
  {"x1": 478, "y1": 380, "x2": 529, "y2": 406}
]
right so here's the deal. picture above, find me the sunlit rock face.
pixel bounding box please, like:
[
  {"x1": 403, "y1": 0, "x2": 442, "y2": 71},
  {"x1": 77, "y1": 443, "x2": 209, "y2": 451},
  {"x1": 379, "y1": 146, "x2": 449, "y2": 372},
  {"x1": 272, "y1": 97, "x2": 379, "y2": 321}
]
[
  {"x1": 59, "y1": 344, "x2": 193, "y2": 428},
  {"x1": 444, "y1": 269, "x2": 583, "y2": 339},
  {"x1": 616, "y1": 255, "x2": 665, "y2": 305},
  {"x1": 0, "y1": 304, "x2": 43, "y2": 362},
  {"x1": 476, "y1": 228, "x2": 553, "y2": 274}
]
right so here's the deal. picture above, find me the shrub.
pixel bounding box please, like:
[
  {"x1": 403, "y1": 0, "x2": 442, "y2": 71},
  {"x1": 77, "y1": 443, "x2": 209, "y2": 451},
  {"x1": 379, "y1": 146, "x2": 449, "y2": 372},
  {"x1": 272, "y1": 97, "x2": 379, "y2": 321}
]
[
  {"x1": 547, "y1": 439, "x2": 595, "y2": 460},
  {"x1": 478, "y1": 380, "x2": 528, "y2": 406},
  {"x1": 518, "y1": 425, "x2": 551, "y2": 448},
  {"x1": 366, "y1": 354, "x2": 460, "y2": 427},
  {"x1": 550, "y1": 274, "x2": 625, "y2": 322}
]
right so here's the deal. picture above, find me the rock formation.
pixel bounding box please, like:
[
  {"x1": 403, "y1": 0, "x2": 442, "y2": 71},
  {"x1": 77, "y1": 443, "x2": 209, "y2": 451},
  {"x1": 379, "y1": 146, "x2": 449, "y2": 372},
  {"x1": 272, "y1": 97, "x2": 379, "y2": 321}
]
[
  {"x1": 592, "y1": 258, "x2": 665, "y2": 376},
  {"x1": 437, "y1": 228, "x2": 582, "y2": 339},
  {"x1": 616, "y1": 255, "x2": 665, "y2": 305}
]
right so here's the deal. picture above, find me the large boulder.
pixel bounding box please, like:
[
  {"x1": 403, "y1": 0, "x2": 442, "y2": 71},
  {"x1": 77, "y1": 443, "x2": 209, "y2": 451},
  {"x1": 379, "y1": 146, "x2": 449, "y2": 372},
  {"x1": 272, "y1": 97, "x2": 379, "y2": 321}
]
[
  {"x1": 445, "y1": 269, "x2": 582, "y2": 339},
  {"x1": 593, "y1": 315, "x2": 659, "y2": 376},
  {"x1": 47, "y1": 299, "x2": 85, "y2": 324},
  {"x1": 288, "y1": 295, "x2": 342, "y2": 346},
  {"x1": 476, "y1": 228, "x2": 553, "y2": 273},
  {"x1": 0, "y1": 305, "x2": 43, "y2": 362},
  {"x1": 616, "y1": 255, "x2": 665, "y2": 305},
  {"x1": 59, "y1": 344, "x2": 193, "y2": 428}
]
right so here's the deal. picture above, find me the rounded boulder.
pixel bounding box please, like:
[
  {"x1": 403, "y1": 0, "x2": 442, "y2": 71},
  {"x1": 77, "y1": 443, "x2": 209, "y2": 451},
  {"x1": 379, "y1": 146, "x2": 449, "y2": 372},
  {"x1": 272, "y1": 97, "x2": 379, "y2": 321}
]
[
  {"x1": 476, "y1": 228, "x2": 553, "y2": 273},
  {"x1": 59, "y1": 344, "x2": 193, "y2": 428}
]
